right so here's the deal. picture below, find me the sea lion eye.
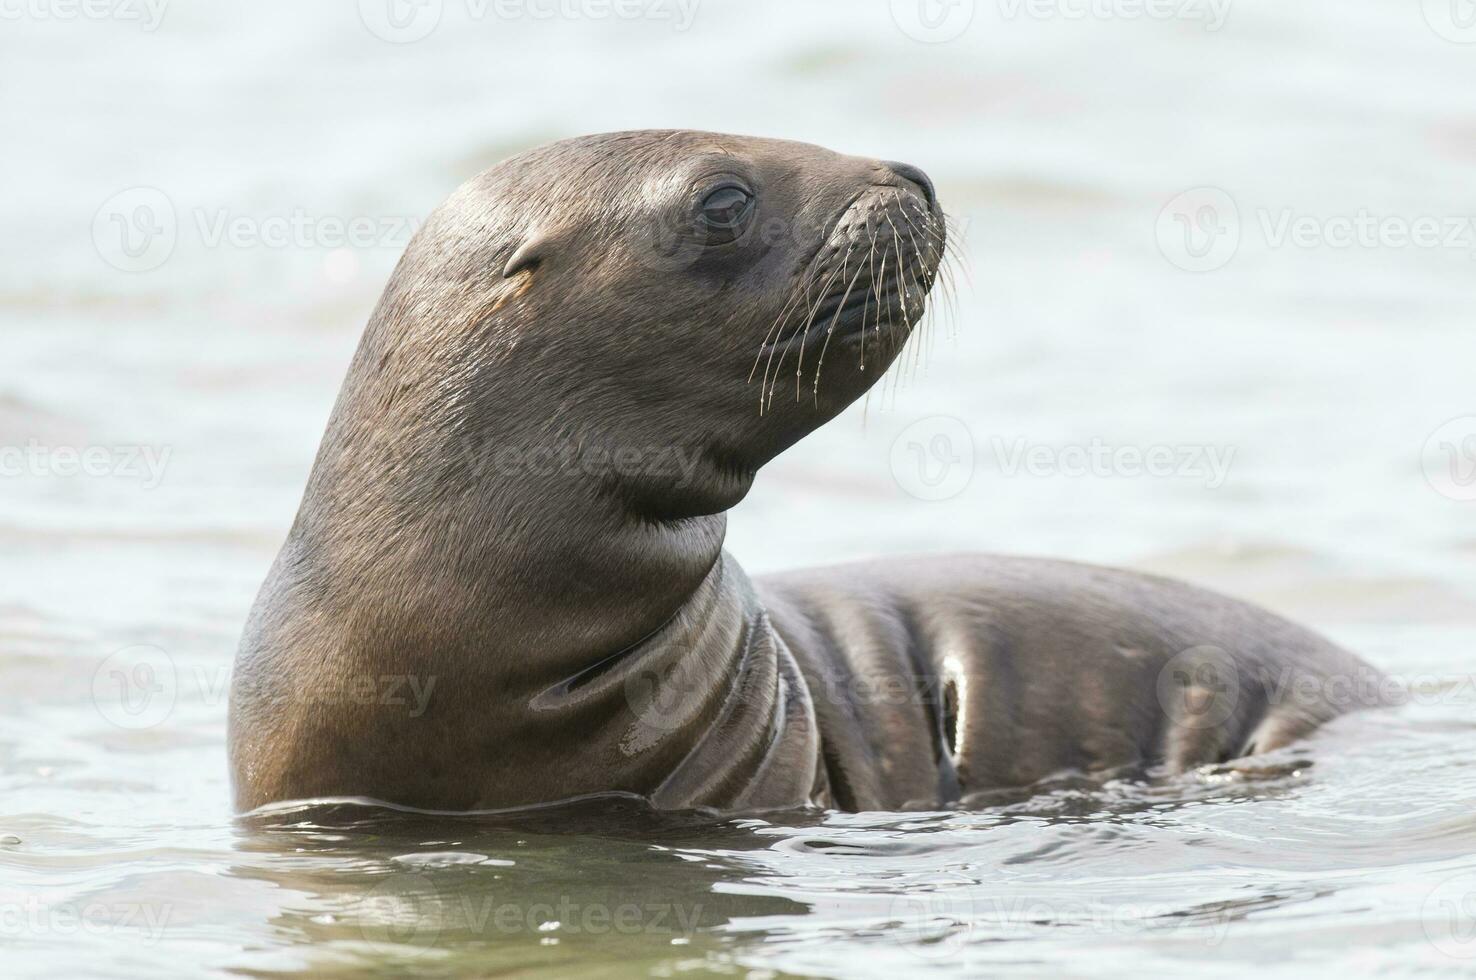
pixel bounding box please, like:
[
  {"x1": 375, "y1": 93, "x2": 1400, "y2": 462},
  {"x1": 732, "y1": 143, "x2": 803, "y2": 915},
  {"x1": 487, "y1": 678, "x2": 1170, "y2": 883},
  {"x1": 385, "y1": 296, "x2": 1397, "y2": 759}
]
[{"x1": 699, "y1": 185, "x2": 755, "y2": 245}]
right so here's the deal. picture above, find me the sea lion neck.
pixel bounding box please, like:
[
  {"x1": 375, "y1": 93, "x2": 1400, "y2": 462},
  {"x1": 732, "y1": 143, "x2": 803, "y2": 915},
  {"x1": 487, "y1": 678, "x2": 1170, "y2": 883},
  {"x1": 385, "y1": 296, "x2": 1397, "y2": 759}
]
[{"x1": 273, "y1": 311, "x2": 738, "y2": 674}]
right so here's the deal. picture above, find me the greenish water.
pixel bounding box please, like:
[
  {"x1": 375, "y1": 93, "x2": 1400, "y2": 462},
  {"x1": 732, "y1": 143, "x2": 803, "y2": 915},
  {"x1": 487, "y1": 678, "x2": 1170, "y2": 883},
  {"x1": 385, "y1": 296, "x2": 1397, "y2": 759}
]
[{"x1": 10, "y1": 693, "x2": 1476, "y2": 976}]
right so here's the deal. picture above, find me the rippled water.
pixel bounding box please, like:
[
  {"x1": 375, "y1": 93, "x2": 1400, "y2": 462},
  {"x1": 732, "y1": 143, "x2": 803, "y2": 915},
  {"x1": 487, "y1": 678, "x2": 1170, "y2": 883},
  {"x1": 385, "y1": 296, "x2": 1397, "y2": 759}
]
[{"x1": 4, "y1": 0, "x2": 1476, "y2": 976}]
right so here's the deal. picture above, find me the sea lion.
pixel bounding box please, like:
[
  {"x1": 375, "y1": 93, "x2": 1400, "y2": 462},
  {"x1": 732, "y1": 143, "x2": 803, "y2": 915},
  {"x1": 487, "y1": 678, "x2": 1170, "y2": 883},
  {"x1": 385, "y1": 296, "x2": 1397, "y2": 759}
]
[{"x1": 228, "y1": 130, "x2": 1389, "y2": 814}]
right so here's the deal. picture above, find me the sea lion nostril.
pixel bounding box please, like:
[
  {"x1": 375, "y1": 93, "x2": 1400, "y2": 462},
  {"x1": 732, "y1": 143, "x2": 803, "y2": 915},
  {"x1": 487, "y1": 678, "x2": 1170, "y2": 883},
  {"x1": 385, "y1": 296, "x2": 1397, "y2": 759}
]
[{"x1": 882, "y1": 160, "x2": 937, "y2": 209}]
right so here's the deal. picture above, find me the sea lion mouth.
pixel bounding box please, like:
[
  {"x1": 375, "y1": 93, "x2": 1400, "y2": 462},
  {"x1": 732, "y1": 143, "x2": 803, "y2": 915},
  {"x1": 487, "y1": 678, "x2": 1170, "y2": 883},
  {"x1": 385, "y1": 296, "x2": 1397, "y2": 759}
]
[
  {"x1": 798, "y1": 253, "x2": 935, "y2": 345},
  {"x1": 755, "y1": 184, "x2": 945, "y2": 383}
]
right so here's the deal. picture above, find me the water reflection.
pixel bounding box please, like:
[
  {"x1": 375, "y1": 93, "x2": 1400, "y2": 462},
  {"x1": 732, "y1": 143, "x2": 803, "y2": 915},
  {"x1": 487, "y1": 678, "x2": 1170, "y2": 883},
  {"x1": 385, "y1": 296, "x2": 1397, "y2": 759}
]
[
  {"x1": 221, "y1": 758, "x2": 1336, "y2": 975},
  {"x1": 228, "y1": 796, "x2": 814, "y2": 976}
]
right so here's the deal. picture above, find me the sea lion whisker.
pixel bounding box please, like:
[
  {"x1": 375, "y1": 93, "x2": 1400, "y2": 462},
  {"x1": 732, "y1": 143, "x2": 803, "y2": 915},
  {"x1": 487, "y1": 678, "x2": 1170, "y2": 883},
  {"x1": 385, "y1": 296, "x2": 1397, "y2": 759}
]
[
  {"x1": 883, "y1": 210, "x2": 914, "y2": 335},
  {"x1": 861, "y1": 224, "x2": 884, "y2": 372},
  {"x1": 891, "y1": 211, "x2": 950, "y2": 333},
  {"x1": 875, "y1": 246, "x2": 898, "y2": 372},
  {"x1": 939, "y1": 215, "x2": 974, "y2": 291},
  {"x1": 898, "y1": 210, "x2": 933, "y2": 283},
  {"x1": 905, "y1": 201, "x2": 949, "y2": 250},
  {"x1": 758, "y1": 261, "x2": 830, "y2": 409},
  {"x1": 751, "y1": 277, "x2": 813, "y2": 386},
  {"x1": 794, "y1": 252, "x2": 854, "y2": 401},
  {"x1": 811, "y1": 258, "x2": 869, "y2": 405},
  {"x1": 922, "y1": 254, "x2": 956, "y2": 342},
  {"x1": 767, "y1": 258, "x2": 846, "y2": 412},
  {"x1": 877, "y1": 208, "x2": 908, "y2": 366},
  {"x1": 752, "y1": 267, "x2": 825, "y2": 403},
  {"x1": 906, "y1": 215, "x2": 955, "y2": 346},
  {"x1": 906, "y1": 212, "x2": 958, "y2": 342}
]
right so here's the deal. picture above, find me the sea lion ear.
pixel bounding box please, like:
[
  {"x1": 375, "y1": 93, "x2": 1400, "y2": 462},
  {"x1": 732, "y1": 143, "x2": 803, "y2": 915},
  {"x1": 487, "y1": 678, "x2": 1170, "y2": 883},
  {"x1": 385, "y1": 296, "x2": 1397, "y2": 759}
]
[{"x1": 503, "y1": 232, "x2": 549, "y2": 279}]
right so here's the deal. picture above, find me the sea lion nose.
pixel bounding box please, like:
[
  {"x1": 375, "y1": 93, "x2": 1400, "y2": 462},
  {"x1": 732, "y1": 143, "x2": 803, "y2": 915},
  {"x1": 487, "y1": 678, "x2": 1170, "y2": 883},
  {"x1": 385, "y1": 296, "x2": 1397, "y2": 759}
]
[{"x1": 882, "y1": 161, "x2": 937, "y2": 209}]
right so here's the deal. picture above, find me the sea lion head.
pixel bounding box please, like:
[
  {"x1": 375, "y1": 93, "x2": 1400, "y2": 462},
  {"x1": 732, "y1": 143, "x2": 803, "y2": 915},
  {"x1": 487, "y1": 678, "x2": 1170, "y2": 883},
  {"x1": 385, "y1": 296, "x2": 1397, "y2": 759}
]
[{"x1": 364, "y1": 130, "x2": 948, "y2": 519}]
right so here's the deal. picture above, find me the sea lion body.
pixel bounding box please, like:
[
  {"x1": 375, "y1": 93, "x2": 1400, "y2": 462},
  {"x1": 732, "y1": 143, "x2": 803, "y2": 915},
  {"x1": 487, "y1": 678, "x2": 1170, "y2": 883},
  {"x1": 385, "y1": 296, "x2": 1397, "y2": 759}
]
[
  {"x1": 228, "y1": 131, "x2": 1386, "y2": 814},
  {"x1": 759, "y1": 555, "x2": 1379, "y2": 811}
]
